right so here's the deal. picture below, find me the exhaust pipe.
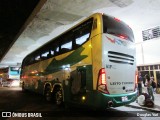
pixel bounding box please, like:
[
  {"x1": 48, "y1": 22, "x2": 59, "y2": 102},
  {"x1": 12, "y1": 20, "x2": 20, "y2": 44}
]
[{"x1": 108, "y1": 101, "x2": 113, "y2": 107}]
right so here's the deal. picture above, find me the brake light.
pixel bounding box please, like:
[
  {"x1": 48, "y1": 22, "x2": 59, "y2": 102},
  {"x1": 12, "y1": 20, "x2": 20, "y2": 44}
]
[
  {"x1": 97, "y1": 68, "x2": 109, "y2": 94},
  {"x1": 117, "y1": 34, "x2": 128, "y2": 40},
  {"x1": 21, "y1": 75, "x2": 27, "y2": 79},
  {"x1": 100, "y1": 68, "x2": 106, "y2": 84},
  {"x1": 119, "y1": 35, "x2": 127, "y2": 39}
]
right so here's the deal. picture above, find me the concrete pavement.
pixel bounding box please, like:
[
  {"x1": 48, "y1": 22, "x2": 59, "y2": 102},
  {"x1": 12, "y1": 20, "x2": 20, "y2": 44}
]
[
  {"x1": 126, "y1": 93, "x2": 160, "y2": 112},
  {"x1": 1, "y1": 86, "x2": 160, "y2": 112}
]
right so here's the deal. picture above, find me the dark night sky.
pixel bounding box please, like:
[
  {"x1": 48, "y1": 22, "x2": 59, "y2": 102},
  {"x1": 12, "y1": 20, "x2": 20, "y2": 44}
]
[{"x1": 0, "y1": 0, "x2": 39, "y2": 61}]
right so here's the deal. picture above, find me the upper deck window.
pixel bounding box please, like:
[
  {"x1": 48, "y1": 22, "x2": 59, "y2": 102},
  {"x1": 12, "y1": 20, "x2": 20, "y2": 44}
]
[{"x1": 75, "y1": 33, "x2": 90, "y2": 45}]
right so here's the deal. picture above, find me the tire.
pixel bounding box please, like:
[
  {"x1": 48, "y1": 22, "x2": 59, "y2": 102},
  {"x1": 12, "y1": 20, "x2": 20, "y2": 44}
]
[
  {"x1": 55, "y1": 87, "x2": 63, "y2": 106},
  {"x1": 44, "y1": 85, "x2": 52, "y2": 102}
]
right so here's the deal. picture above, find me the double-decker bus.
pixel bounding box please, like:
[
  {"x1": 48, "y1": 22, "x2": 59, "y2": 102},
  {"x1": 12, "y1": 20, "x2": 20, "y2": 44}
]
[{"x1": 21, "y1": 13, "x2": 137, "y2": 109}]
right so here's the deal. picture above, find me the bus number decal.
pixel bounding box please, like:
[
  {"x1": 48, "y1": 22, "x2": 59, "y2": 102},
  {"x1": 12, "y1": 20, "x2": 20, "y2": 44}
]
[
  {"x1": 110, "y1": 82, "x2": 121, "y2": 85},
  {"x1": 106, "y1": 64, "x2": 116, "y2": 69},
  {"x1": 110, "y1": 82, "x2": 134, "y2": 85}
]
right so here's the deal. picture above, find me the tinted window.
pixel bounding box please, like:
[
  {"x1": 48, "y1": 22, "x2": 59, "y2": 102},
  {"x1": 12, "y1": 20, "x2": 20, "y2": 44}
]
[
  {"x1": 35, "y1": 55, "x2": 40, "y2": 61},
  {"x1": 103, "y1": 15, "x2": 134, "y2": 42},
  {"x1": 23, "y1": 18, "x2": 93, "y2": 66},
  {"x1": 73, "y1": 18, "x2": 93, "y2": 47},
  {"x1": 59, "y1": 31, "x2": 73, "y2": 54},
  {"x1": 41, "y1": 51, "x2": 49, "y2": 59},
  {"x1": 10, "y1": 67, "x2": 19, "y2": 71},
  {"x1": 75, "y1": 33, "x2": 90, "y2": 45},
  {"x1": 61, "y1": 41, "x2": 72, "y2": 50}
]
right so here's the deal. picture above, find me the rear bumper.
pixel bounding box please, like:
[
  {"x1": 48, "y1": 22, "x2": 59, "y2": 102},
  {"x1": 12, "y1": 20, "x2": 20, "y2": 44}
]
[{"x1": 92, "y1": 90, "x2": 138, "y2": 109}]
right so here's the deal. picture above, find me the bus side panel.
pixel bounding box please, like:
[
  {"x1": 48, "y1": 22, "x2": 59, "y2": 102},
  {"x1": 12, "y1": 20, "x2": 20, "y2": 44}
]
[
  {"x1": 63, "y1": 40, "x2": 93, "y2": 103},
  {"x1": 22, "y1": 58, "x2": 56, "y2": 93},
  {"x1": 22, "y1": 39, "x2": 93, "y2": 95},
  {"x1": 90, "y1": 14, "x2": 103, "y2": 90},
  {"x1": 91, "y1": 34, "x2": 102, "y2": 90}
]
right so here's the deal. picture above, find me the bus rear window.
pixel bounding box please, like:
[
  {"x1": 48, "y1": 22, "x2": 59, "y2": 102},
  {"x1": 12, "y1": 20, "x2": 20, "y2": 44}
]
[
  {"x1": 103, "y1": 15, "x2": 134, "y2": 42},
  {"x1": 10, "y1": 67, "x2": 20, "y2": 75},
  {"x1": 10, "y1": 67, "x2": 19, "y2": 71}
]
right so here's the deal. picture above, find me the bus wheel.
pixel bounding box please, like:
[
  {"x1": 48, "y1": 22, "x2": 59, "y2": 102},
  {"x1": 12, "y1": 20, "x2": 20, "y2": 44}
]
[
  {"x1": 55, "y1": 87, "x2": 63, "y2": 106},
  {"x1": 44, "y1": 86, "x2": 52, "y2": 102}
]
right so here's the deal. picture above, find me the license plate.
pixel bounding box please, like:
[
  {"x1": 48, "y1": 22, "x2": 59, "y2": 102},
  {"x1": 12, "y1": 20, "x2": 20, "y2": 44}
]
[{"x1": 122, "y1": 96, "x2": 128, "y2": 102}]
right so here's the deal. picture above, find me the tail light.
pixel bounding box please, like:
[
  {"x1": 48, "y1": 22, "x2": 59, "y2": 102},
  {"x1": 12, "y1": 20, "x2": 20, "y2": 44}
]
[
  {"x1": 114, "y1": 17, "x2": 121, "y2": 22},
  {"x1": 97, "y1": 68, "x2": 109, "y2": 94},
  {"x1": 117, "y1": 34, "x2": 128, "y2": 40},
  {"x1": 21, "y1": 75, "x2": 27, "y2": 79}
]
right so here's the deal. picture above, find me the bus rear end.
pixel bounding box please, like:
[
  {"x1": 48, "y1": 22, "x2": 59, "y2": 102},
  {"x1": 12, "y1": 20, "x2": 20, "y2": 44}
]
[{"x1": 96, "y1": 14, "x2": 137, "y2": 108}]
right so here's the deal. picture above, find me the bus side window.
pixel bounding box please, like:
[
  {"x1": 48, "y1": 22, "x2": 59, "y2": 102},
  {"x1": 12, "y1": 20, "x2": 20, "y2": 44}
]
[
  {"x1": 47, "y1": 53, "x2": 51, "y2": 58},
  {"x1": 61, "y1": 41, "x2": 72, "y2": 53},
  {"x1": 41, "y1": 51, "x2": 49, "y2": 60},
  {"x1": 54, "y1": 46, "x2": 59, "y2": 55},
  {"x1": 73, "y1": 18, "x2": 93, "y2": 48},
  {"x1": 59, "y1": 31, "x2": 73, "y2": 54},
  {"x1": 75, "y1": 33, "x2": 90, "y2": 46},
  {"x1": 51, "y1": 50, "x2": 54, "y2": 56},
  {"x1": 35, "y1": 55, "x2": 41, "y2": 61}
]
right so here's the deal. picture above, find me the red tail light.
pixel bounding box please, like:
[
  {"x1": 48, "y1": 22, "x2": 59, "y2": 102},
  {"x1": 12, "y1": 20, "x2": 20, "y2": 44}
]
[
  {"x1": 21, "y1": 75, "x2": 27, "y2": 79},
  {"x1": 100, "y1": 68, "x2": 106, "y2": 85},
  {"x1": 118, "y1": 34, "x2": 128, "y2": 40},
  {"x1": 98, "y1": 68, "x2": 109, "y2": 94}
]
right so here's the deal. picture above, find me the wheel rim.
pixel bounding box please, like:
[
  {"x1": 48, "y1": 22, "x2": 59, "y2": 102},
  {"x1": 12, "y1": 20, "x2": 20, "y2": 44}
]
[
  {"x1": 45, "y1": 91, "x2": 51, "y2": 101},
  {"x1": 45, "y1": 87, "x2": 51, "y2": 101},
  {"x1": 56, "y1": 90, "x2": 63, "y2": 105}
]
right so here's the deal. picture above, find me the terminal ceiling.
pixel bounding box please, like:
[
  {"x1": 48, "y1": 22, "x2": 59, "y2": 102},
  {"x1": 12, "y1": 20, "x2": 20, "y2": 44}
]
[{"x1": 0, "y1": 0, "x2": 160, "y2": 68}]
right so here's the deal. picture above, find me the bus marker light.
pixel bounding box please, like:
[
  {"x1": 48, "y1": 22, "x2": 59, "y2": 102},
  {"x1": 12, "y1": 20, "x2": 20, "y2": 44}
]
[
  {"x1": 89, "y1": 44, "x2": 92, "y2": 48},
  {"x1": 114, "y1": 17, "x2": 121, "y2": 22},
  {"x1": 118, "y1": 35, "x2": 127, "y2": 39},
  {"x1": 82, "y1": 96, "x2": 86, "y2": 101}
]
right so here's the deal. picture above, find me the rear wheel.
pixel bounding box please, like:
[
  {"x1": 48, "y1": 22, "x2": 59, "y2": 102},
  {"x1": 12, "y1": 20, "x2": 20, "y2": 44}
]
[
  {"x1": 55, "y1": 87, "x2": 63, "y2": 106},
  {"x1": 44, "y1": 85, "x2": 52, "y2": 102}
]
